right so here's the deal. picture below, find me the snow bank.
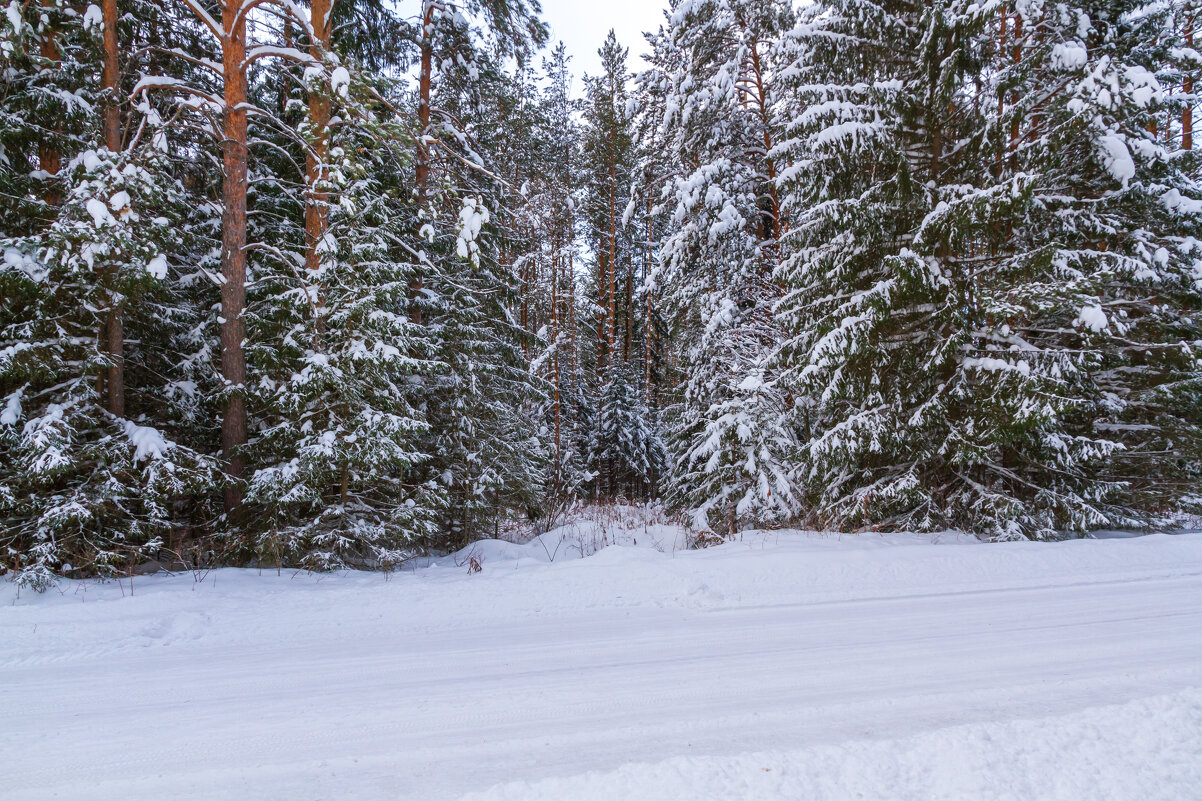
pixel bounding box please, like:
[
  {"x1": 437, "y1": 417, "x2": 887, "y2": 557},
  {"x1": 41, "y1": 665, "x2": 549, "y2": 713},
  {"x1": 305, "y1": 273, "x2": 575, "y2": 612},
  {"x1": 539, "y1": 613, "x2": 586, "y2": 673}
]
[{"x1": 461, "y1": 690, "x2": 1202, "y2": 801}]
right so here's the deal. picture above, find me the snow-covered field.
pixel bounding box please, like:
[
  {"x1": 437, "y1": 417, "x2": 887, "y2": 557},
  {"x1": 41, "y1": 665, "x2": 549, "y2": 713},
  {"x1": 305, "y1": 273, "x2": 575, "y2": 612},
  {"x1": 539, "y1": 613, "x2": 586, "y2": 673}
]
[{"x1": 4, "y1": 522, "x2": 1202, "y2": 800}]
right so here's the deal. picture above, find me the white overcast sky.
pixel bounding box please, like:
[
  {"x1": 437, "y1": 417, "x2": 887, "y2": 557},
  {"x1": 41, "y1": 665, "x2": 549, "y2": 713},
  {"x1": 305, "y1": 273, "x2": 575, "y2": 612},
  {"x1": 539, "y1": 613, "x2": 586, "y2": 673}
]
[{"x1": 539, "y1": 0, "x2": 669, "y2": 78}]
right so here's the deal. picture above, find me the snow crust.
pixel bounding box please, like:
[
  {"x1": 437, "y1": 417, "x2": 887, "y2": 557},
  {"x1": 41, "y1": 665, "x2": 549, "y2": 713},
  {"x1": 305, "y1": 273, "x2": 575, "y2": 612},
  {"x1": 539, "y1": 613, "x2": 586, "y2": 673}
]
[{"x1": 3, "y1": 528, "x2": 1200, "y2": 800}]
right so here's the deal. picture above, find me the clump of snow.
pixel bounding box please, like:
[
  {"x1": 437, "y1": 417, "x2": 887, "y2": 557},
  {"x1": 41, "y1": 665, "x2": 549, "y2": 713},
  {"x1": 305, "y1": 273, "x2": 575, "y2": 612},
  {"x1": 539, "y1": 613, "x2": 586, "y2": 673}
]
[
  {"x1": 2, "y1": 247, "x2": 44, "y2": 281},
  {"x1": 330, "y1": 66, "x2": 350, "y2": 99},
  {"x1": 5, "y1": 1, "x2": 23, "y2": 34},
  {"x1": 1098, "y1": 134, "x2": 1135, "y2": 186},
  {"x1": 456, "y1": 197, "x2": 490, "y2": 264},
  {"x1": 81, "y1": 3, "x2": 102, "y2": 31},
  {"x1": 0, "y1": 386, "x2": 22, "y2": 425},
  {"x1": 146, "y1": 254, "x2": 168, "y2": 280},
  {"x1": 123, "y1": 420, "x2": 172, "y2": 462},
  {"x1": 963, "y1": 356, "x2": 1031, "y2": 376},
  {"x1": 1051, "y1": 42, "x2": 1088, "y2": 71},
  {"x1": 1076, "y1": 304, "x2": 1109, "y2": 332},
  {"x1": 85, "y1": 197, "x2": 110, "y2": 227}
]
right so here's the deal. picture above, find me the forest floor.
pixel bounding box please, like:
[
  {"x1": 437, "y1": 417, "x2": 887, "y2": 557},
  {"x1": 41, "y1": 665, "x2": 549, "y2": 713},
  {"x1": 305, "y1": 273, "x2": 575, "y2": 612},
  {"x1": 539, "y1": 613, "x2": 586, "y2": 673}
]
[{"x1": 3, "y1": 512, "x2": 1202, "y2": 800}]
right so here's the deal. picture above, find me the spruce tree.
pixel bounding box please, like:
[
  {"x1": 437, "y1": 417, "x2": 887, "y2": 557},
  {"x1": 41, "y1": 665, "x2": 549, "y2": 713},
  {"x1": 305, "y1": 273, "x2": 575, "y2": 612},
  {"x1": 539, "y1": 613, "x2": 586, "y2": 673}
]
[
  {"x1": 656, "y1": 0, "x2": 798, "y2": 535},
  {"x1": 776, "y1": 0, "x2": 1202, "y2": 537}
]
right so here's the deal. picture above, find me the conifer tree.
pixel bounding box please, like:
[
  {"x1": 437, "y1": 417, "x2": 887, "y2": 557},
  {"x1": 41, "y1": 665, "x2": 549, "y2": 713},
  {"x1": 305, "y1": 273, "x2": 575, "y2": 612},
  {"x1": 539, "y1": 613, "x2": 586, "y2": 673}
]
[
  {"x1": 776, "y1": 0, "x2": 1202, "y2": 537},
  {"x1": 655, "y1": 0, "x2": 798, "y2": 534},
  {"x1": 0, "y1": 4, "x2": 219, "y2": 587}
]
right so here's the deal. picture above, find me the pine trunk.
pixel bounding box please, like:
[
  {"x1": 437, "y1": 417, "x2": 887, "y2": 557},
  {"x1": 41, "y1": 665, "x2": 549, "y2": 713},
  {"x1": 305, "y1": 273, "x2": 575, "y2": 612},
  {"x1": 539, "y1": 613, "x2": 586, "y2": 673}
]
[
  {"x1": 623, "y1": 256, "x2": 632, "y2": 363},
  {"x1": 748, "y1": 41, "x2": 780, "y2": 246},
  {"x1": 597, "y1": 240, "x2": 607, "y2": 368},
  {"x1": 607, "y1": 161, "x2": 617, "y2": 364},
  {"x1": 412, "y1": 0, "x2": 434, "y2": 325},
  {"x1": 219, "y1": 0, "x2": 250, "y2": 512},
  {"x1": 102, "y1": 0, "x2": 124, "y2": 417},
  {"x1": 305, "y1": 0, "x2": 332, "y2": 335},
  {"x1": 551, "y1": 231, "x2": 561, "y2": 457},
  {"x1": 1185, "y1": 6, "x2": 1195, "y2": 151},
  {"x1": 38, "y1": 0, "x2": 61, "y2": 207},
  {"x1": 645, "y1": 187, "x2": 653, "y2": 402}
]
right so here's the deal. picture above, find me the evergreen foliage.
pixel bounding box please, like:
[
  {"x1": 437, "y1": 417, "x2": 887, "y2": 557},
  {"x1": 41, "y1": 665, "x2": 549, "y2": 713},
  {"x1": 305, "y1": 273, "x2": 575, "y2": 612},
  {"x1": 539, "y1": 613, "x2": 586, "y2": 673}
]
[{"x1": 1, "y1": 0, "x2": 1199, "y2": 589}]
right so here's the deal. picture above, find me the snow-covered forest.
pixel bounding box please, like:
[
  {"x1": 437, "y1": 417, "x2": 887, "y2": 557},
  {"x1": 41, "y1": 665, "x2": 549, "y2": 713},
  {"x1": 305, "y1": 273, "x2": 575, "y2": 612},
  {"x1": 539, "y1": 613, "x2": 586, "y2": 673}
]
[{"x1": 2, "y1": 0, "x2": 1200, "y2": 589}]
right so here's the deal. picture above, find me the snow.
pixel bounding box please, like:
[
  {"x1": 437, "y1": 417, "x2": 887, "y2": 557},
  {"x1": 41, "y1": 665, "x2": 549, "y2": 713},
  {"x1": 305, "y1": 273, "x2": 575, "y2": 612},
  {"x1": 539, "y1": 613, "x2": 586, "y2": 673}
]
[
  {"x1": 81, "y1": 4, "x2": 102, "y2": 31},
  {"x1": 1051, "y1": 42, "x2": 1088, "y2": 71},
  {"x1": 1098, "y1": 134, "x2": 1135, "y2": 187},
  {"x1": 122, "y1": 420, "x2": 172, "y2": 462},
  {"x1": 145, "y1": 254, "x2": 168, "y2": 279},
  {"x1": 455, "y1": 197, "x2": 490, "y2": 263},
  {"x1": 466, "y1": 692, "x2": 1202, "y2": 801},
  {"x1": 5, "y1": 1, "x2": 22, "y2": 34},
  {"x1": 2, "y1": 528, "x2": 1200, "y2": 800},
  {"x1": 81, "y1": 148, "x2": 102, "y2": 173},
  {"x1": 331, "y1": 66, "x2": 351, "y2": 99},
  {"x1": 1076, "y1": 303, "x2": 1109, "y2": 332},
  {"x1": 85, "y1": 197, "x2": 110, "y2": 227},
  {"x1": 0, "y1": 386, "x2": 21, "y2": 425}
]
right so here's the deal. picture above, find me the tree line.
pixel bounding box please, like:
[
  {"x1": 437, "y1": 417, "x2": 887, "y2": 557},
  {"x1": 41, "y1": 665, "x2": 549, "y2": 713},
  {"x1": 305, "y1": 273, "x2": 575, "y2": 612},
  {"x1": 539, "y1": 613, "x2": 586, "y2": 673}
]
[{"x1": 1, "y1": 0, "x2": 1199, "y2": 589}]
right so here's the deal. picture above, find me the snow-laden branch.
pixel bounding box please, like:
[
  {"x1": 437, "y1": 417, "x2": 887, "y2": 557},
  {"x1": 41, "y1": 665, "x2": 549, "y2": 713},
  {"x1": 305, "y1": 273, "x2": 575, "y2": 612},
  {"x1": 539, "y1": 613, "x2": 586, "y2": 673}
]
[
  {"x1": 243, "y1": 45, "x2": 318, "y2": 69},
  {"x1": 131, "y1": 76, "x2": 224, "y2": 110},
  {"x1": 176, "y1": 0, "x2": 222, "y2": 41},
  {"x1": 235, "y1": 0, "x2": 314, "y2": 39}
]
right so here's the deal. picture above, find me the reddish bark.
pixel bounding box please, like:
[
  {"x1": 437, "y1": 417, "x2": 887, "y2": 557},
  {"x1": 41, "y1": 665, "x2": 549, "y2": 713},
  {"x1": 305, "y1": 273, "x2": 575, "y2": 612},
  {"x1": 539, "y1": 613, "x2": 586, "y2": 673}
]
[
  {"x1": 102, "y1": 0, "x2": 124, "y2": 417},
  {"x1": 1185, "y1": 6, "x2": 1195, "y2": 151},
  {"x1": 38, "y1": 1, "x2": 61, "y2": 206},
  {"x1": 219, "y1": 0, "x2": 250, "y2": 512},
  {"x1": 412, "y1": 0, "x2": 435, "y2": 325},
  {"x1": 607, "y1": 161, "x2": 616, "y2": 363},
  {"x1": 304, "y1": 0, "x2": 332, "y2": 283}
]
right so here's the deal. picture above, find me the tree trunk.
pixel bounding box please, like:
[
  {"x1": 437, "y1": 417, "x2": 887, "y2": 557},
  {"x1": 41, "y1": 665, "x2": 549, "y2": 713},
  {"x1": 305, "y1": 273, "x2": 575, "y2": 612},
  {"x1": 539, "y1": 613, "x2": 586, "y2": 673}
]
[
  {"x1": 412, "y1": 0, "x2": 435, "y2": 325},
  {"x1": 304, "y1": 0, "x2": 333, "y2": 326},
  {"x1": 623, "y1": 256, "x2": 632, "y2": 363},
  {"x1": 102, "y1": 0, "x2": 124, "y2": 417},
  {"x1": 645, "y1": 186, "x2": 653, "y2": 402},
  {"x1": 38, "y1": 0, "x2": 61, "y2": 207},
  {"x1": 597, "y1": 239, "x2": 607, "y2": 369},
  {"x1": 607, "y1": 161, "x2": 617, "y2": 365},
  {"x1": 747, "y1": 40, "x2": 779, "y2": 246},
  {"x1": 520, "y1": 249, "x2": 529, "y2": 357},
  {"x1": 551, "y1": 231, "x2": 561, "y2": 459},
  {"x1": 219, "y1": 0, "x2": 250, "y2": 512},
  {"x1": 1185, "y1": 5, "x2": 1195, "y2": 151}
]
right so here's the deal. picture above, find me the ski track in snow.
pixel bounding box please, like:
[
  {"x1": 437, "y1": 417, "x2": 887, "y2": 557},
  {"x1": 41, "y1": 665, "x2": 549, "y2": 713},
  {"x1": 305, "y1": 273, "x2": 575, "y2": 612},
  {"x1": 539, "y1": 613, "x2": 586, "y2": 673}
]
[{"x1": 2, "y1": 530, "x2": 1201, "y2": 800}]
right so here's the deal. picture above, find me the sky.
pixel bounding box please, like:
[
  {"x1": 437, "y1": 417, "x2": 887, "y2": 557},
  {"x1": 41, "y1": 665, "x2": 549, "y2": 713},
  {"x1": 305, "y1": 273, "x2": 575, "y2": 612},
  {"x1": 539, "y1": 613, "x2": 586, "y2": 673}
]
[{"x1": 540, "y1": 0, "x2": 670, "y2": 79}]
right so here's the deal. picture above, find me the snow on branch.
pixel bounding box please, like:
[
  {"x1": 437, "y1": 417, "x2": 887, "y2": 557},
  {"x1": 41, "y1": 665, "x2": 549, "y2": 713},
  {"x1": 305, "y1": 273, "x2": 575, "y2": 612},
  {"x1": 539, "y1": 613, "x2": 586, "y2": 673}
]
[
  {"x1": 243, "y1": 45, "x2": 319, "y2": 69},
  {"x1": 131, "y1": 76, "x2": 224, "y2": 111}
]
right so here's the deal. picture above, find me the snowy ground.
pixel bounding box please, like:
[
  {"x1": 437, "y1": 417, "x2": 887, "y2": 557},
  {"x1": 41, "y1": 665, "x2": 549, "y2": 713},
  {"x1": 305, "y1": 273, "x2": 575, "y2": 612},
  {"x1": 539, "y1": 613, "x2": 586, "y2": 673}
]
[{"x1": 3, "y1": 520, "x2": 1202, "y2": 800}]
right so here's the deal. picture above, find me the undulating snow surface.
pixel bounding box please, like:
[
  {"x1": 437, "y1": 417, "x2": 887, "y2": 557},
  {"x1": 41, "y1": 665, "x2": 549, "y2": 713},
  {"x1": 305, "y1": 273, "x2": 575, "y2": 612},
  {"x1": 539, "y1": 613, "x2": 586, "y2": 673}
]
[{"x1": 4, "y1": 524, "x2": 1201, "y2": 800}]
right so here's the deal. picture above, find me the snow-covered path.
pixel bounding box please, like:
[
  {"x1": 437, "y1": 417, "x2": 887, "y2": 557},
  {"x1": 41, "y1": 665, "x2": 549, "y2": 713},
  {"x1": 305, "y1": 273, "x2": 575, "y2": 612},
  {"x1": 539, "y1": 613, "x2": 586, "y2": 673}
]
[{"x1": 4, "y1": 531, "x2": 1201, "y2": 800}]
